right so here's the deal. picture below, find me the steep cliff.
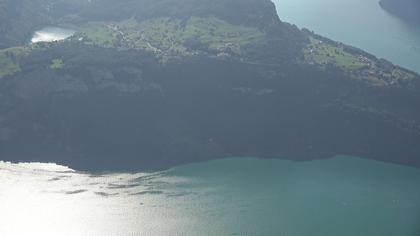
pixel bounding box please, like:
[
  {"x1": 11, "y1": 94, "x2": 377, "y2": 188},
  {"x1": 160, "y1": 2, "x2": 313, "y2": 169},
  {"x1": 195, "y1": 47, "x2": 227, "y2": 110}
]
[{"x1": 0, "y1": 0, "x2": 420, "y2": 170}]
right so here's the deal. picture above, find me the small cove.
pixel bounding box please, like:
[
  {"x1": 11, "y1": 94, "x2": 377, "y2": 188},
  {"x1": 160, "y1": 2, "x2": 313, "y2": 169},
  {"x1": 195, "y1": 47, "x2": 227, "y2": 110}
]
[{"x1": 30, "y1": 27, "x2": 76, "y2": 44}]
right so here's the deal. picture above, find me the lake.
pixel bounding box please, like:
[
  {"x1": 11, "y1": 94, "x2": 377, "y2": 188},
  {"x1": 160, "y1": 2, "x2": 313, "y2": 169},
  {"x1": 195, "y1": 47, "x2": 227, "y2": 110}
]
[
  {"x1": 31, "y1": 27, "x2": 75, "y2": 44},
  {"x1": 9, "y1": 1, "x2": 420, "y2": 235},
  {"x1": 1, "y1": 156, "x2": 419, "y2": 236},
  {"x1": 273, "y1": 0, "x2": 420, "y2": 73}
]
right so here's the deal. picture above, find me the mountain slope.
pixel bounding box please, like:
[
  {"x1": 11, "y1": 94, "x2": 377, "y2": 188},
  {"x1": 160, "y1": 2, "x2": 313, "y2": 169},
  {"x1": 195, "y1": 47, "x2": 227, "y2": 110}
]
[{"x1": 0, "y1": 0, "x2": 420, "y2": 170}]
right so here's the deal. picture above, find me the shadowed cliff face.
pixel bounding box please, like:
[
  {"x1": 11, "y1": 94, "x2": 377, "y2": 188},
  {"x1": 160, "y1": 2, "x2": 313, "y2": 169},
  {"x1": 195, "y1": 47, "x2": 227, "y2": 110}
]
[
  {"x1": 82, "y1": 0, "x2": 280, "y2": 27},
  {"x1": 0, "y1": 0, "x2": 420, "y2": 171},
  {"x1": 0, "y1": 0, "x2": 93, "y2": 48},
  {"x1": 0, "y1": 0, "x2": 49, "y2": 48},
  {"x1": 1, "y1": 43, "x2": 420, "y2": 171},
  {"x1": 380, "y1": 0, "x2": 420, "y2": 25}
]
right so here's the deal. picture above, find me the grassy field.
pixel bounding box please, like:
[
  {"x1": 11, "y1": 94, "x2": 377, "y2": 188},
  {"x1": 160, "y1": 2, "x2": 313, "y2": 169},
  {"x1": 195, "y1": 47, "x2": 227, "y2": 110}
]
[
  {"x1": 304, "y1": 37, "x2": 366, "y2": 70},
  {"x1": 303, "y1": 36, "x2": 419, "y2": 86},
  {"x1": 50, "y1": 58, "x2": 64, "y2": 69},
  {"x1": 80, "y1": 23, "x2": 117, "y2": 47},
  {"x1": 183, "y1": 16, "x2": 264, "y2": 51},
  {"x1": 0, "y1": 47, "x2": 29, "y2": 78},
  {"x1": 77, "y1": 16, "x2": 264, "y2": 56}
]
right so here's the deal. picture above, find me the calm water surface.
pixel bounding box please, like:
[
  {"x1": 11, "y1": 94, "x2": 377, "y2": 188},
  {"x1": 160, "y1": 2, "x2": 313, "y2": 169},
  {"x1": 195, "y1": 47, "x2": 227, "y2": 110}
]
[
  {"x1": 12, "y1": 2, "x2": 420, "y2": 235},
  {"x1": 1, "y1": 156, "x2": 419, "y2": 236},
  {"x1": 273, "y1": 0, "x2": 420, "y2": 72},
  {"x1": 31, "y1": 27, "x2": 75, "y2": 43}
]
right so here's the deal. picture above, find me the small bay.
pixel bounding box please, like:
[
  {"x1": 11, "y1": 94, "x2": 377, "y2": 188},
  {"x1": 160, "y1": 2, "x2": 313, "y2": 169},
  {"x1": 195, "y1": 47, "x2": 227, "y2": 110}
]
[{"x1": 31, "y1": 27, "x2": 75, "y2": 44}]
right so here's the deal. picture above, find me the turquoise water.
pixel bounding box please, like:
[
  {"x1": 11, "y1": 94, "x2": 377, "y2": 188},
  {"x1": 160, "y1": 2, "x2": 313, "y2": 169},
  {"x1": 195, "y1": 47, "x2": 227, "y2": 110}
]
[
  {"x1": 1, "y1": 156, "x2": 419, "y2": 235},
  {"x1": 166, "y1": 157, "x2": 420, "y2": 235},
  {"x1": 273, "y1": 0, "x2": 420, "y2": 73},
  {"x1": 8, "y1": 2, "x2": 420, "y2": 234}
]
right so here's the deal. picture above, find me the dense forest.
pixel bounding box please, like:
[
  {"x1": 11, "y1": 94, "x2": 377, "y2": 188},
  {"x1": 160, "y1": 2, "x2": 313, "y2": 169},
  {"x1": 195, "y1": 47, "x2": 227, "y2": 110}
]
[{"x1": 0, "y1": 0, "x2": 420, "y2": 170}]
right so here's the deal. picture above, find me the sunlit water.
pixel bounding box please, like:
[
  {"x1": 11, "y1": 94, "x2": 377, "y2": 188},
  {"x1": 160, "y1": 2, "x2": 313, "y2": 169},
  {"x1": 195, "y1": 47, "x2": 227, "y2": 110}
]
[
  {"x1": 273, "y1": 0, "x2": 420, "y2": 72},
  {"x1": 13, "y1": 4, "x2": 420, "y2": 234},
  {"x1": 31, "y1": 27, "x2": 75, "y2": 43},
  {"x1": 1, "y1": 156, "x2": 419, "y2": 236}
]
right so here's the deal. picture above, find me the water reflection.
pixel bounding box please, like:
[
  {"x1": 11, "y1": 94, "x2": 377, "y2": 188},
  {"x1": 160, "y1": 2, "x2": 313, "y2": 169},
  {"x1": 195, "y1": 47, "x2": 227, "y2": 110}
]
[
  {"x1": 1, "y1": 157, "x2": 419, "y2": 236},
  {"x1": 0, "y1": 161, "x2": 193, "y2": 236},
  {"x1": 31, "y1": 27, "x2": 75, "y2": 43}
]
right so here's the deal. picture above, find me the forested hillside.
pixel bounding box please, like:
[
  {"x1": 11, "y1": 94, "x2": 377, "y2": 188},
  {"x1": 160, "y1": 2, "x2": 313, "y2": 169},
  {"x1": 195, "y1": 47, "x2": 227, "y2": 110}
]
[{"x1": 0, "y1": 0, "x2": 420, "y2": 170}]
